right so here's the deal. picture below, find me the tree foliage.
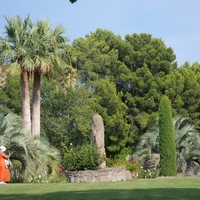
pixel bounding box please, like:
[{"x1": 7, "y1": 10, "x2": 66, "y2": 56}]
[
  {"x1": 1, "y1": 25, "x2": 200, "y2": 159},
  {"x1": 0, "y1": 16, "x2": 33, "y2": 133},
  {"x1": 69, "y1": 0, "x2": 77, "y2": 3},
  {"x1": 0, "y1": 15, "x2": 75, "y2": 136},
  {"x1": 159, "y1": 95, "x2": 177, "y2": 176},
  {"x1": 72, "y1": 29, "x2": 177, "y2": 154},
  {"x1": 0, "y1": 75, "x2": 21, "y2": 115},
  {"x1": 93, "y1": 79, "x2": 131, "y2": 156},
  {"x1": 40, "y1": 78, "x2": 94, "y2": 152}
]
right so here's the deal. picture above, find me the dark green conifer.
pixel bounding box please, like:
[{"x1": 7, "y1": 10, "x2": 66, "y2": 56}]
[{"x1": 159, "y1": 95, "x2": 177, "y2": 176}]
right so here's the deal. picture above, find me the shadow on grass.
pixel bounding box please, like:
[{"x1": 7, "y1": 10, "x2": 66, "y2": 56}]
[{"x1": 0, "y1": 188, "x2": 200, "y2": 200}]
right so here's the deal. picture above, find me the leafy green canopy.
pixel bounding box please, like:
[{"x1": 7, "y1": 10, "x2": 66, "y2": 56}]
[
  {"x1": 1, "y1": 26, "x2": 200, "y2": 158},
  {"x1": 72, "y1": 29, "x2": 177, "y2": 155},
  {"x1": 40, "y1": 78, "x2": 95, "y2": 151},
  {"x1": 0, "y1": 15, "x2": 74, "y2": 136}
]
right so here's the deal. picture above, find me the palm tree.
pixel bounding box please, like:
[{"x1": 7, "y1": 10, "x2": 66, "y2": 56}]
[
  {"x1": 31, "y1": 20, "x2": 74, "y2": 136},
  {"x1": 0, "y1": 16, "x2": 34, "y2": 134},
  {"x1": 174, "y1": 116, "x2": 200, "y2": 174},
  {"x1": 0, "y1": 113, "x2": 22, "y2": 145},
  {"x1": 134, "y1": 126, "x2": 159, "y2": 160},
  {"x1": 134, "y1": 126, "x2": 160, "y2": 170},
  {"x1": 135, "y1": 115, "x2": 200, "y2": 174},
  {"x1": 0, "y1": 112, "x2": 61, "y2": 182},
  {"x1": 1, "y1": 16, "x2": 76, "y2": 136}
]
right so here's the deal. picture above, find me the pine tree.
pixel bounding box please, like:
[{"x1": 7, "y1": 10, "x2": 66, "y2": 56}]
[{"x1": 159, "y1": 95, "x2": 177, "y2": 176}]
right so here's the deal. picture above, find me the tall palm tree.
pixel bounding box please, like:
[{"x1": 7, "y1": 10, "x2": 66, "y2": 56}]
[
  {"x1": 30, "y1": 20, "x2": 75, "y2": 136},
  {"x1": 1, "y1": 16, "x2": 76, "y2": 136},
  {"x1": 0, "y1": 16, "x2": 35, "y2": 134}
]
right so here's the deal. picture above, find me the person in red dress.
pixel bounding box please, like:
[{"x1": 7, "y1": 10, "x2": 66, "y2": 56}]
[{"x1": 0, "y1": 146, "x2": 12, "y2": 184}]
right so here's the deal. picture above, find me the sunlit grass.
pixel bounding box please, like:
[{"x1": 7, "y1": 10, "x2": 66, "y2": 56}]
[{"x1": 0, "y1": 176, "x2": 200, "y2": 200}]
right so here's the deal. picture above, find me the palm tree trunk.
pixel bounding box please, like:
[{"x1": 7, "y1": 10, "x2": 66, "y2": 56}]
[
  {"x1": 21, "y1": 68, "x2": 31, "y2": 134},
  {"x1": 32, "y1": 69, "x2": 41, "y2": 136}
]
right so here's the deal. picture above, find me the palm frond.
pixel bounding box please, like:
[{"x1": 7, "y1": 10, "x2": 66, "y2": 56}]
[
  {"x1": 0, "y1": 112, "x2": 61, "y2": 182},
  {"x1": 135, "y1": 115, "x2": 200, "y2": 173}
]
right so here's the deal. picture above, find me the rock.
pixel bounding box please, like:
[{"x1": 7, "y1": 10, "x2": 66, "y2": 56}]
[{"x1": 92, "y1": 114, "x2": 106, "y2": 168}]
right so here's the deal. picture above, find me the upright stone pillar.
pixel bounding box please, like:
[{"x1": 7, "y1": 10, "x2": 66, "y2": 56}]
[{"x1": 92, "y1": 114, "x2": 106, "y2": 168}]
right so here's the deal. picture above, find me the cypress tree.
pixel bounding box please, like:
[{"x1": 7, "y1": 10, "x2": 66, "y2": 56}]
[{"x1": 159, "y1": 95, "x2": 177, "y2": 176}]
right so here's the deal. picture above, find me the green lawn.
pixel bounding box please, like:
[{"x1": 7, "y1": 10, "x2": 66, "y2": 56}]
[{"x1": 0, "y1": 176, "x2": 200, "y2": 200}]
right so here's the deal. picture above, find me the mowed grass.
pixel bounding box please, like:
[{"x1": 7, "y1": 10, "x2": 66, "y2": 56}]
[{"x1": 0, "y1": 176, "x2": 200, "y2": 200}]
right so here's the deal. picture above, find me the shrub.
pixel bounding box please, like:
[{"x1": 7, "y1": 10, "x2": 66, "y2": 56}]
[
  {"x1": 105, "y1": 157, "x2": 115, "y2": 167},
  {"x1": 138, "y1": 168, "x2": 160, "y2": 179},
  {"x1": 0, "y1": 113, "x2": 61, "y2": 183},
  {"x1": 114, "y1": 147, "x2": 134, "y2": 160},
  {"x1": 106, "y1": 154, "x2": 141, "y2": 177},
  {"x1": 63, "y1": 143, "x2": 101, "y2": 170}
]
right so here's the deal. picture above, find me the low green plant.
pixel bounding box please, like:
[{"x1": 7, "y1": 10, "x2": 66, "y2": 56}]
[
  {"x1": 112, "y1": 159, "x2": 141, "y2": 171},
  {"x1": 27, "y1": 175, "x2": 48, "y2": 183},
  {"x1": 114, "y1": 147, "x2": 134, "y2": 160},
  {"x1": 106, "y1": 154, "x2": 142, "y2": 177},
  {"x1": 10, "y1": 172, "x2": 24, "y2": 183},
  {"x1": 10, "y1": 160, "x2": 24, "y2": 183},
  {"x1": 138, "y1": 168, "x2": 160, "y2": 179},
  {"x1": 49, "y1": 175, "x2": 66, "y2": 183},
  {"x1": 0, "y1": 113, "x2": 61, "y2": 183},
  {"x1": 105, "y1": 157, "x2": 115, "y2": 167},
  {"x1": 63, "y1": 143, "x2": 101, "y2": 170}
]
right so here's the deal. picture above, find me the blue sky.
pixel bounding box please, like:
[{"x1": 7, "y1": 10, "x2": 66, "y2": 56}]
[{"x1": 0, "y1": 0, "x2": 200, "y2": 66}]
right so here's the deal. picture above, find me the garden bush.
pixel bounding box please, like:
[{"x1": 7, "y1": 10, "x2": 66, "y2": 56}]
[
  {"x1": 63, "y1": 143, "x2": 101, "y2": 170},
  {"x1": 137, "y1": 168, "x2": 160, "y2": 179}
]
